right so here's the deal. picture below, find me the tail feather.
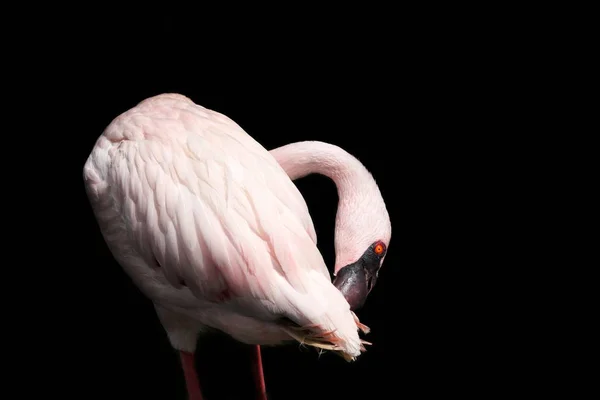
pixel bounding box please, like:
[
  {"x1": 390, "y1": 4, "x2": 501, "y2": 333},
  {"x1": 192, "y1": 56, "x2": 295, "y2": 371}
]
[
  {"x1": 270, "y1": 268, "x2": 367, "y2": 359},
  {"x1": 280, "y1": 314, "x2": 372, "y2": 362}
]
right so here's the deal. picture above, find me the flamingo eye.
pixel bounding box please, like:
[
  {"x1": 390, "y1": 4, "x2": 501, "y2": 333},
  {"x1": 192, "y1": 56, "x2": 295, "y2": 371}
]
[{"x1": 373, "y1": 242, "x2": 386, "y2": 255}]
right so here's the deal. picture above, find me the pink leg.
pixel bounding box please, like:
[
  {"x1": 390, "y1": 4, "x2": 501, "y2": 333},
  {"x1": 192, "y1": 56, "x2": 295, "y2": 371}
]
[
  {"x1": 179, "y1": 351, "x2": 204, "y2": 400},
  {"x1": 252, "y1": 345, "x2": 267, "y2": 400}
]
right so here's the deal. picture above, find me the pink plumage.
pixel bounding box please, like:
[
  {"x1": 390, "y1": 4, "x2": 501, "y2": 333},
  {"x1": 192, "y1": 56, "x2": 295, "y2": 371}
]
[{"x1": 84, "y1": 93, "x2": 391, "y2": 399}]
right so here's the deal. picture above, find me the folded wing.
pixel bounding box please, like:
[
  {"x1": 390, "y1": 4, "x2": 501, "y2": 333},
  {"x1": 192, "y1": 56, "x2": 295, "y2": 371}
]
[{"x1": 84, "y1": 95, "x2": 350, "y2": 331}]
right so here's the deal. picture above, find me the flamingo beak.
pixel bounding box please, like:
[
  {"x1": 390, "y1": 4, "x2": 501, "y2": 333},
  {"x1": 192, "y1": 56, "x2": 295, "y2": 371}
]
[{"x1": 333, "y1": 262, "x2": 378, "y2": 311}]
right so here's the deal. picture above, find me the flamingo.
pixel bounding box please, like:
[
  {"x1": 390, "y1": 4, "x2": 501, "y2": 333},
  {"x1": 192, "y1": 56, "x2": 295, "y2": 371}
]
[{"x1": 83, "y1": 93, "x2": 391, "y2": 399}]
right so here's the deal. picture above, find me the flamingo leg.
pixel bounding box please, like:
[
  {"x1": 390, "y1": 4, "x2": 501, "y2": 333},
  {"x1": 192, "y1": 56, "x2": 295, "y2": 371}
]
[
  {"x1": 179, "y1": 351, "x2": 204, "y2": 400},
  {"x1": 252, "y1": 345, "x2": 268, "y2": 400}
]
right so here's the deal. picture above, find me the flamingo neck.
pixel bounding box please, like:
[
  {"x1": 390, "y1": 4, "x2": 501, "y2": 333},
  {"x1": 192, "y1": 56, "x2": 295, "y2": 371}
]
[{"x1": 269, "y1": 141, "x2": 384, "y2": 273}]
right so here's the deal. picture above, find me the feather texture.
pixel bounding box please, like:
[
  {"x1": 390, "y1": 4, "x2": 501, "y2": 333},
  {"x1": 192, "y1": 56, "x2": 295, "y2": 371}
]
[{"x1": 84, "y1": 94, "x2": 362, "y2": 356}]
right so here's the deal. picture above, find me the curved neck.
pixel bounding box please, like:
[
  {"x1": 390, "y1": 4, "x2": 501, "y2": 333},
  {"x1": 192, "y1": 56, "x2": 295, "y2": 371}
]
[
  {"x1": 270, "y1": 141, "x2": 366, "y2": 186},
  {"x1": 270, "y1": 141, "x2": 386, "y2": 273}
]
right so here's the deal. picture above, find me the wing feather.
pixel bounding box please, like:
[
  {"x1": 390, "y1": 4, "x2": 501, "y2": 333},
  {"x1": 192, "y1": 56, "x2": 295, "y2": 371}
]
[{"x1": 87, "y1": 94, "x2": 339, "y2": 327}]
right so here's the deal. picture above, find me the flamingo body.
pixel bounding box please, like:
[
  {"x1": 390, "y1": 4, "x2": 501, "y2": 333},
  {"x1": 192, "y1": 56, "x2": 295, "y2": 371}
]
[{"x1": 84, "y1": 93, "x2": 364, "y2": 357}]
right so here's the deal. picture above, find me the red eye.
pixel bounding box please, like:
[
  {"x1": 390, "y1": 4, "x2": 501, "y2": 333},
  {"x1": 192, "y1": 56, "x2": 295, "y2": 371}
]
[{"x1": 374, "y1": 242, "x2": 385, "y2": 255}]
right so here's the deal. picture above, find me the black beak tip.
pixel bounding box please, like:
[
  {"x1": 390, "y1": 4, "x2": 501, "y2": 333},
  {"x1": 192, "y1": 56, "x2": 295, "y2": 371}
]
[{"x1": 333, "y1": 263, "x2": 375, "y2": 311}]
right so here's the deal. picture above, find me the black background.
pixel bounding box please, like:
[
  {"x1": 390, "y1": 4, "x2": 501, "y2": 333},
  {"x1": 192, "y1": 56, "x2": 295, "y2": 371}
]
[{"x1": 41, "y1": 5, "x2": 544, "y2": 400}]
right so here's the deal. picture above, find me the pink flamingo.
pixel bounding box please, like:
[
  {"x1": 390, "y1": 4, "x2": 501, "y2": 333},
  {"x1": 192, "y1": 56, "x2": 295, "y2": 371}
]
[{"x1": 83, "y1": 93, "x2": 391, "y2": 399}]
